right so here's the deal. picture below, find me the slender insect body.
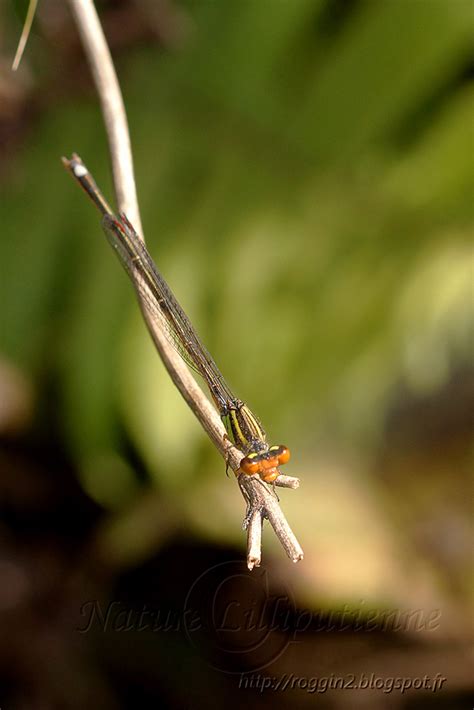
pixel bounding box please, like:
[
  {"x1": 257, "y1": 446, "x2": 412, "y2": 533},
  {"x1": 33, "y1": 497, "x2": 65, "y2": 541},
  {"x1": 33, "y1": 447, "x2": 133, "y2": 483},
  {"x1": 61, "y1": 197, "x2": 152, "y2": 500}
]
[{"x1": 63, "y1": 154, "x2": 292, "y2": 484}]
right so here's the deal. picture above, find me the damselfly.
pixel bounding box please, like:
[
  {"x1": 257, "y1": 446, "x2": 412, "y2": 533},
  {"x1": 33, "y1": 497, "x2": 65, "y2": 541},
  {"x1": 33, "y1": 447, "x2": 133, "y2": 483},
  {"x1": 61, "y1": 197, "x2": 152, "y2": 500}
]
[{"x1": 62, "y1": 154, "x2": 290, "y2": 483}]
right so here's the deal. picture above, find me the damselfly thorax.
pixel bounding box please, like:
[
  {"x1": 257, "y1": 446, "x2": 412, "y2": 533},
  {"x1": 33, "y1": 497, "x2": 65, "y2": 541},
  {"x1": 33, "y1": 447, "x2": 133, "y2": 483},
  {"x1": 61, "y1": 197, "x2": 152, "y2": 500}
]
[{"x1": 221, "y1": 399, "x2": 290, "y2": 483}]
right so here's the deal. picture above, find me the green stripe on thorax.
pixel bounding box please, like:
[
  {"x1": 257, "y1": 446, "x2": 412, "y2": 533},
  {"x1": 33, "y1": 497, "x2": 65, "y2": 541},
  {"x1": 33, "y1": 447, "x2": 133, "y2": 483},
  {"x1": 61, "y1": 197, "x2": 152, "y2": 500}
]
[{"x1": 222, "y1": 401, "x2": 267, "y2": 454}]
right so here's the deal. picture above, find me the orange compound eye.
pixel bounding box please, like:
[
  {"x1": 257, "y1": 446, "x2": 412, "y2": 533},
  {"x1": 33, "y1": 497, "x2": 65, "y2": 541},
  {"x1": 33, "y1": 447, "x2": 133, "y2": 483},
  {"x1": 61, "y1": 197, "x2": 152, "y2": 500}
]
[
  {"x1": 277, "y1": 446, "x2": 290, "y2": 465},
  {"x1": 240, "y1": 456, "x2": 260, "y2": 475}
]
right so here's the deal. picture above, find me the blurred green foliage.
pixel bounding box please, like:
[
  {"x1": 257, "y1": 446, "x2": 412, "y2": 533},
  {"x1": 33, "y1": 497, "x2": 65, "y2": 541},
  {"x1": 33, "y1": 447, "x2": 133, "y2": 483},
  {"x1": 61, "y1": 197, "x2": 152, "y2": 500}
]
[{"x1": 1, "y1": 0, "x2": 472, "y2": 523}]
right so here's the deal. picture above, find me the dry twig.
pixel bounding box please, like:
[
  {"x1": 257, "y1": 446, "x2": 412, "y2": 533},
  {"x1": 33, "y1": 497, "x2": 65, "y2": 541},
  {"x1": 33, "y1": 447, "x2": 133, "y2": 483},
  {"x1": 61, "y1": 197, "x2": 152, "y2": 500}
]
[
  {"x1": 65, "y1": 0, "x2": 303, "y2": 568},
  {"x1": 11, "y1": 0, "x2": 38, "y2": 71}
]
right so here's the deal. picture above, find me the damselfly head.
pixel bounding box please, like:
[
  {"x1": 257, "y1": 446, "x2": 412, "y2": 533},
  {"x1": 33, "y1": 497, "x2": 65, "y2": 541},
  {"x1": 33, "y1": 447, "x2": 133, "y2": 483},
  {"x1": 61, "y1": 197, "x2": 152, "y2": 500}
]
[{"x1": 240, "y1": 444, "x2": 290, "y2": 483}]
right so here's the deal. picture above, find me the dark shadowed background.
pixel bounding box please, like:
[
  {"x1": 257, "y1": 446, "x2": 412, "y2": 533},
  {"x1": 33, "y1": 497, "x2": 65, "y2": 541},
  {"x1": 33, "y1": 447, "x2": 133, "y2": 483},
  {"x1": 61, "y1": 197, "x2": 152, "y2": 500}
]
[{"x1": 0, "y1": 1, "x2": 472, "y2": 708}]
